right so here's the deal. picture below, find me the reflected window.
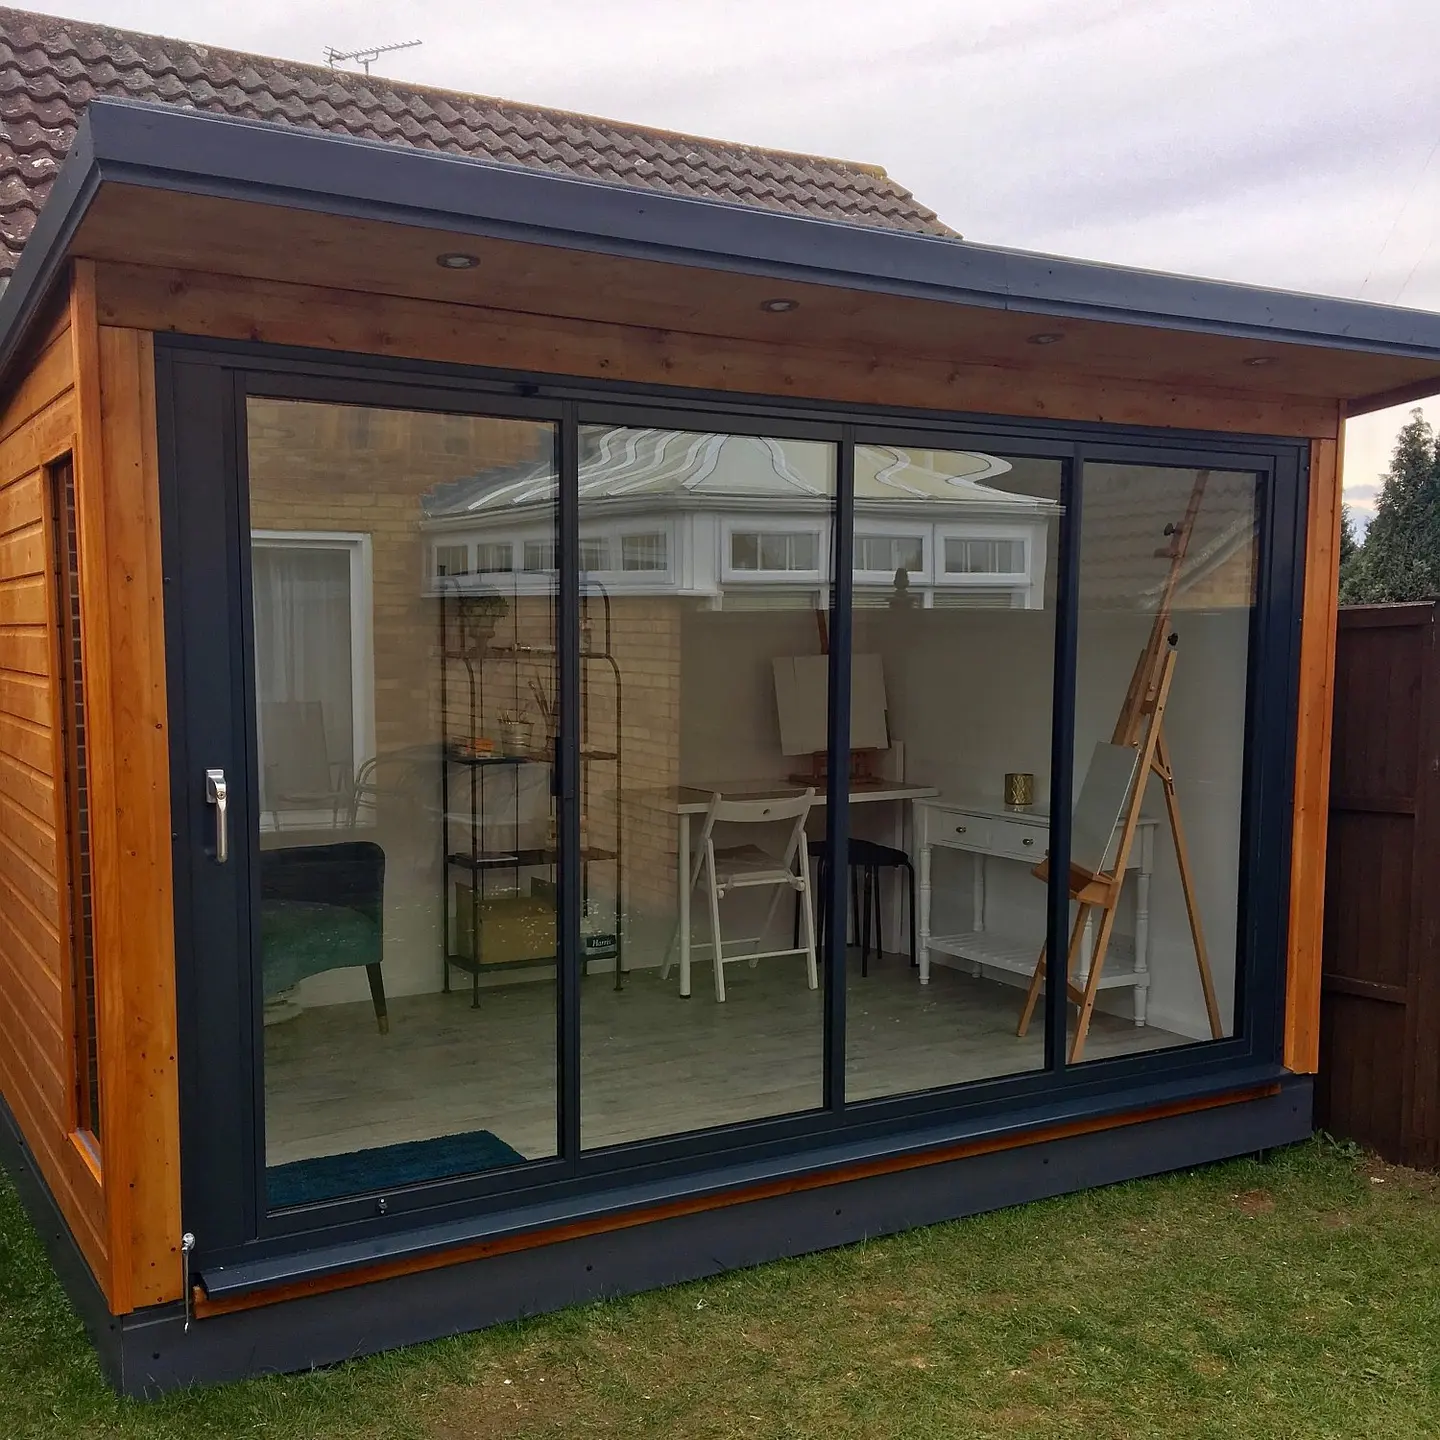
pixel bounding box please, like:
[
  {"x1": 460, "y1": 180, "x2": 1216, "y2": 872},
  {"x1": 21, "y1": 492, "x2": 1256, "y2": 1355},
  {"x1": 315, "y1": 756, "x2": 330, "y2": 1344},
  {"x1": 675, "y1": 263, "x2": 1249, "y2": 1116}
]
[
  {"x1": 730, "y1": 529, "x2": 821, "y2": 573},
  {"x1": 856, "y1": 534, "x2": 923, "y2": 574},
  {"x1": 943, "y1": 537, "x2": 1025, "y2": 575},
  {"x1": 621, "y1": 533, "x2": 668, "y2": 571},
  {"x1": 474, "y1": 542, "x2": 513, "y2": 573},
  {"x1": 253, "y1": 535, "x2": 370, "y2": 832},
  {"x1": 434, "y1": 544, "x2": 468, "y2": 577}
]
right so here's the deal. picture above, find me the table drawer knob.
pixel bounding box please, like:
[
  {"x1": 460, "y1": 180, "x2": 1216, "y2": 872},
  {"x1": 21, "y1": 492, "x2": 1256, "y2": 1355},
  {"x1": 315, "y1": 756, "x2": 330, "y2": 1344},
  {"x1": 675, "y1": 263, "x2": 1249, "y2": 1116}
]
[
  {"x1": 1023, "y1": 837, "x2": 1035, "y2": 847},
  {"x1": 955, "y1": 825, "x2": 967, "y2": 834}
]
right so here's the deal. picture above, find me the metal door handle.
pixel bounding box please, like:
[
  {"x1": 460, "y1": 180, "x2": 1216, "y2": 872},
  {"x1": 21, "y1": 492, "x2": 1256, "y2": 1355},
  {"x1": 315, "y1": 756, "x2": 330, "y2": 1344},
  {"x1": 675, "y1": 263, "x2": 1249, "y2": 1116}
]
[{"x1": 205, "y1": 768, "x2": 229, "y2": 864}]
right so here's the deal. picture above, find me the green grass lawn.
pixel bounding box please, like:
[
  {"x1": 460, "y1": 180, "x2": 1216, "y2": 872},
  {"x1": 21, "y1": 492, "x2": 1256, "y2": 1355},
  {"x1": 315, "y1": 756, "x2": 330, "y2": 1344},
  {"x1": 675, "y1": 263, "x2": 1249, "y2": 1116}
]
[{"x1": 2, "y1": 1136, "x2": 1439, "y2": 1439}]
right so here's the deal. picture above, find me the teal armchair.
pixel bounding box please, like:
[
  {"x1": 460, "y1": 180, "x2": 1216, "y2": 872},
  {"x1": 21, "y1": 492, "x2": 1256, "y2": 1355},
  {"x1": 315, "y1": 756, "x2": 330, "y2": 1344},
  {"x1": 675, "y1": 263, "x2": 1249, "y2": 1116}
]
[{"x1": 259, "y1": 841, "x2": 388, "y2": 1033}]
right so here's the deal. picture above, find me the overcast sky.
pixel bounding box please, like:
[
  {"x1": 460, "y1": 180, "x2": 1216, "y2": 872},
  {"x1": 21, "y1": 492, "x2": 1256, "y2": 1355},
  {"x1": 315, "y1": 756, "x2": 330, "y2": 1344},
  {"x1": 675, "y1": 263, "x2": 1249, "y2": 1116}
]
[{"x1": 46, "y1": 0, "x2": 1440, "y2": 524}]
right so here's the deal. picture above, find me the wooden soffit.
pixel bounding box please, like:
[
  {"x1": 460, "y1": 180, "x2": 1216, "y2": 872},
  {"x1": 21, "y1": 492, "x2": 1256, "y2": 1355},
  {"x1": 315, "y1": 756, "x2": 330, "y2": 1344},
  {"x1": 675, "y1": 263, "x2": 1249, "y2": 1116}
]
[{"x1": 64, "y1": 181, "x2": 1440, "y2": 428}]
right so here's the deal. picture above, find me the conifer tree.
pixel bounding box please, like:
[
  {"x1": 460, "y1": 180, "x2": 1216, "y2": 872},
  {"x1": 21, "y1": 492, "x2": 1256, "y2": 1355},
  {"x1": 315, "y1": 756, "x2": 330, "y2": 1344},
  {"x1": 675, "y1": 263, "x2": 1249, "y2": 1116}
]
[
  {"x1": 1342, "y1": 410, "x2": 1440, "y2": 603},
  {"x1": 1337, "y1": 503, "x2": 1362, "y2": 602}
]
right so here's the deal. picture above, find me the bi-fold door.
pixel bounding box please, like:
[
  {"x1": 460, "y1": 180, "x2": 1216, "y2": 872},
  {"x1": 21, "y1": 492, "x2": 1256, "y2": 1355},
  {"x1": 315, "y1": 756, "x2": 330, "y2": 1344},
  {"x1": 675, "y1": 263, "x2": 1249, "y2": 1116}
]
[{"x1": 161, "y1": 340, "x2": 1295, "y2": 1277}]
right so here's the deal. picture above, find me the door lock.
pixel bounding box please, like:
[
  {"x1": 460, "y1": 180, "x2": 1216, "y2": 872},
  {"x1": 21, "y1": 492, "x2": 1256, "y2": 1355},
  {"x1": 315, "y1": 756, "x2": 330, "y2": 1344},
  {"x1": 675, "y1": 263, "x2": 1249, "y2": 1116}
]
[{"x1": 205, "y1": 769, "x2": 228, "y2": 863}]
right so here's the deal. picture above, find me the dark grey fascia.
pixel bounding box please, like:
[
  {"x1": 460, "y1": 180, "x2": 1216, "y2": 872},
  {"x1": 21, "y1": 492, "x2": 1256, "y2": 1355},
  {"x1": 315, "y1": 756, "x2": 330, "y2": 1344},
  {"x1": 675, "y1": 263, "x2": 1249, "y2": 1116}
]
[{"x1": 2, "y1": 97, "x2": 1439, "y2": 413}]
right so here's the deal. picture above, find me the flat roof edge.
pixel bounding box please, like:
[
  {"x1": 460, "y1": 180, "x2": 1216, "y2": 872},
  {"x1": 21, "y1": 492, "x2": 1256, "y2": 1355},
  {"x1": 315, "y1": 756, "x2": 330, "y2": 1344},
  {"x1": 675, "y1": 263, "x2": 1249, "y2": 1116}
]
[
  {"x1": 5, "y1": 98, "x2": 1440, "y2": 391},
  {"x1": 86, "y1": 100, "x2": 1440, "y2": 359},
  {"x1": 0, "y1": 115, "x2": 100, "y2": 381}
]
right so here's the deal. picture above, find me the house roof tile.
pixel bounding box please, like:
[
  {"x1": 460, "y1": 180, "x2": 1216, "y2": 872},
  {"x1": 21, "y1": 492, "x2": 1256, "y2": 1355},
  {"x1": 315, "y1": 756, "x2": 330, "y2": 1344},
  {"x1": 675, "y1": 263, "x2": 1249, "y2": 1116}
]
[{"x1": 0, "y1": 6, "x2": 952, "y2": 277}]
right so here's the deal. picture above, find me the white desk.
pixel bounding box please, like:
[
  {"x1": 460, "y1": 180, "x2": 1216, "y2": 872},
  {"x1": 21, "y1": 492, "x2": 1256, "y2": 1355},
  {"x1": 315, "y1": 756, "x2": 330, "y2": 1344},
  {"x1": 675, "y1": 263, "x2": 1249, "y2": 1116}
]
[
  {"x1": 915, "y1": 797, "x2": 1156, "y2": 1026},
  {"x1": 645, "y1": 780, "x2": 939, "y2": 997}
]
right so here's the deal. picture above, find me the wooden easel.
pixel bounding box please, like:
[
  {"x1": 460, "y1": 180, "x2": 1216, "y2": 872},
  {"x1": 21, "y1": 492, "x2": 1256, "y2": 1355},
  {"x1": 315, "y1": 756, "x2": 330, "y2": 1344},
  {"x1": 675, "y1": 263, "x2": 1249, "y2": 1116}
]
[{"x1": 1017, "y1": 472, "x2": 1224, "y2": 1061}]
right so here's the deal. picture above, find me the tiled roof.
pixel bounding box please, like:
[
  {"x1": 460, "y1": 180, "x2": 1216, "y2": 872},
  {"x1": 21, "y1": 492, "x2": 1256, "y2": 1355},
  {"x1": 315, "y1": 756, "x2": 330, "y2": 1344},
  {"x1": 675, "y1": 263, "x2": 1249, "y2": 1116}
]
[{"x1": 0, "y1": 7, "x2": 954, "y2": 279}]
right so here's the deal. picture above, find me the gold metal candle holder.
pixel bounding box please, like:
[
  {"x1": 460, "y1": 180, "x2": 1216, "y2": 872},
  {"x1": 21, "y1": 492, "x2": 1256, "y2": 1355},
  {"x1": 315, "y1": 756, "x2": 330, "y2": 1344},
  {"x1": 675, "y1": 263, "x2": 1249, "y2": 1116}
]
[{"x1": 1004, "y1": 772, "x2": 1035, "y2": 809}]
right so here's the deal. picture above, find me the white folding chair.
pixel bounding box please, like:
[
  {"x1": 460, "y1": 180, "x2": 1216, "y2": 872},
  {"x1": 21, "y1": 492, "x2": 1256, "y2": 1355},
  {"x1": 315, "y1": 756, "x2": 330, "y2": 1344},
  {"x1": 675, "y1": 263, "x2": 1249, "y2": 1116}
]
[{"x1": 664, "y1": 788, "x2": 819, "y2": 1001}]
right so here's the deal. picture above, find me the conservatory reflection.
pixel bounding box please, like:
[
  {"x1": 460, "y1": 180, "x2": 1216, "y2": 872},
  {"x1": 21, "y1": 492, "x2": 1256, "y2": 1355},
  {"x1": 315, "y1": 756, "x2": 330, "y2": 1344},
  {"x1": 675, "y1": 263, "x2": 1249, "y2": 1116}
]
[{"x1": 248, "y1": 400, "x2": 1256, "y2": 1206}]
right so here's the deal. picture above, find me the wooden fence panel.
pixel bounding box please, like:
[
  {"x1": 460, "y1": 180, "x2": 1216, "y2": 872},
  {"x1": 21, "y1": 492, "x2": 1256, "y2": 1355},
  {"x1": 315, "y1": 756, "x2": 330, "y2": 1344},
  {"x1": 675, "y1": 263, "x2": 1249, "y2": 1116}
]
[{"x1": 1319, "y1": 602, "x2": 1440, "y2": 1167}]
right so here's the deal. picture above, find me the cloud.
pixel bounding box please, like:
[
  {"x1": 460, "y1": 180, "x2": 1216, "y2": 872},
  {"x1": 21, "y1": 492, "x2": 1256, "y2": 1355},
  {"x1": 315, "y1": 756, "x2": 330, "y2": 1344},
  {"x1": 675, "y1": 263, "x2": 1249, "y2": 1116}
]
[{"x1": 33, "y1": 0, "x2": 1440, "y2": 491}]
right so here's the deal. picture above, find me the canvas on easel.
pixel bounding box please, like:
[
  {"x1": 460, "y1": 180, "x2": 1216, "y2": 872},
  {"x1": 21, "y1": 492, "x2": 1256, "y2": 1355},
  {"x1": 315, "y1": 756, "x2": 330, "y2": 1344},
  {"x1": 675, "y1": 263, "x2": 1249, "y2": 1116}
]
[
  {"x1": 1017, "y1": 471, "x2": 1224, "y2": 1061},
  {"x1": 772, "y1": 653, "x2": 889, "y2": 779}
]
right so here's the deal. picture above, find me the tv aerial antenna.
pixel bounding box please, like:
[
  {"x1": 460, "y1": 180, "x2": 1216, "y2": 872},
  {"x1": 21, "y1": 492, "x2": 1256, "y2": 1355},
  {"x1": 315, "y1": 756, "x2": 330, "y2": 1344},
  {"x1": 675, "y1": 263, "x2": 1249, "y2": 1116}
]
[{"x1": 324, "y1": 39, "x2": 422, "y2": 75}]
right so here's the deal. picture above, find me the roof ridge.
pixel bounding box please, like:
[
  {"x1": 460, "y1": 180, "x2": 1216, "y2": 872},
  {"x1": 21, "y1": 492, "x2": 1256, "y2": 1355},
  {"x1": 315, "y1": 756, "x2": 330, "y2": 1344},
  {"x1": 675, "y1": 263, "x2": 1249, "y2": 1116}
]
[{"x1": 0, "y1": 5, "x2": 898, "y2": 180}]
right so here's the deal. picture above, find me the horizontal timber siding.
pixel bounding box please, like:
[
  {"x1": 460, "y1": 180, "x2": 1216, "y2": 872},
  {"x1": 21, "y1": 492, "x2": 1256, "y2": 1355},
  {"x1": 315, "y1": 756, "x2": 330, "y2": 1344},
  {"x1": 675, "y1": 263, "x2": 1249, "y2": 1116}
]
[{"x1": 0, "y1": 285, "x2": 109, "y2": 1294}]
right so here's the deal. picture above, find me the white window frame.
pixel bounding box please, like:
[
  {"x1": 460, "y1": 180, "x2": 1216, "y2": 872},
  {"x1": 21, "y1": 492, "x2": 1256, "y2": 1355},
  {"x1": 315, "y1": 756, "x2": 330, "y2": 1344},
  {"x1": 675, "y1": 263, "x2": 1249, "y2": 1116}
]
[
  {"x1": 936, "y1": 525, "x2": 1032, "y2": 583},
  {"x1": 852, "y1": 522, "x2": 931, "y2": 584},
  {"x1": 721, "y1": 518, "x2": 828, "y2": 584},
  {"x1": 251, "y1": 530, "x2": 376, "y2": 829},
  {"x1": 934, "y1": 522, "x2": 1047, "y2": 609},
  {"x1": 575, "y1": 519, "x2": 677, "y2": 589},
  {"x1": 433, "y1": 540, "x2": 471, "y2": 579},
  {"x1": 618, "y1": 529, "x2": 671, "y2": 574},
  {"x1": 472, "y1": 540, "x2": 516, "y2": 574}
]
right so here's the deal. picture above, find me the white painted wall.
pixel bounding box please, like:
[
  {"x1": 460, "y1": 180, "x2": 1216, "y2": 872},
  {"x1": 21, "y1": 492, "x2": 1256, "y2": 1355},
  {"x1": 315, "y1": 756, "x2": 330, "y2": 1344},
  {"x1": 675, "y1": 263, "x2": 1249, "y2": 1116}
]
[{"x1": 290, "y1": 582, "x2": 1252, "y2": 1044}]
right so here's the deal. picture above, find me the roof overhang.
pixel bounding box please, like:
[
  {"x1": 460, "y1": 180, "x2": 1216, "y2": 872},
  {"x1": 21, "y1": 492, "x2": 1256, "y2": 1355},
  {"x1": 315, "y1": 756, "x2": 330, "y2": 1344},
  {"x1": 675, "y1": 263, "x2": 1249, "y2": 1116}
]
[{"x1": 6, "y1": 97, "x2": 1440, "y2": 419}]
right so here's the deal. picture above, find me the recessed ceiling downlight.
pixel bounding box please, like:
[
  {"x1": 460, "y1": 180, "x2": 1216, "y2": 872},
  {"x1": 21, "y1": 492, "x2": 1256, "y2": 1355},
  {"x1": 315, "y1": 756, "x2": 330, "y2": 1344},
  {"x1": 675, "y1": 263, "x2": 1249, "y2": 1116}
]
[
  {"x1": 760, "y1": 297, "x2": 800, "y2": 313},
  {"x1": 436, "y1": 252, "x2": 480, "y2": 270},
  {"x1": 1027, "y1": 332, "x2": 1064, "y2": 345}
]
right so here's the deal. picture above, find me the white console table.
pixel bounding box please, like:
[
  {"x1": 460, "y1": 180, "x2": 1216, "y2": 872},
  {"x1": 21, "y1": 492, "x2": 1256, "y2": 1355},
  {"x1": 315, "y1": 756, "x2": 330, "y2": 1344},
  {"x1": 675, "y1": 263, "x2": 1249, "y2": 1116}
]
[{"x1": 915, "y1": 797, "x2": 1156, "y2": 1026}]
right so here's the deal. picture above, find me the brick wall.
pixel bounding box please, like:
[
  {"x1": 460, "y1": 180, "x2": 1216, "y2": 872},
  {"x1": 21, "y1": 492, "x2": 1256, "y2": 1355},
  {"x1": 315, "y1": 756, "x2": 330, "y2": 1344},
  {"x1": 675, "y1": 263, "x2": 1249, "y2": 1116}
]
[{"x1": 246, "y1": 398, "x2": 683, "y2": 985}]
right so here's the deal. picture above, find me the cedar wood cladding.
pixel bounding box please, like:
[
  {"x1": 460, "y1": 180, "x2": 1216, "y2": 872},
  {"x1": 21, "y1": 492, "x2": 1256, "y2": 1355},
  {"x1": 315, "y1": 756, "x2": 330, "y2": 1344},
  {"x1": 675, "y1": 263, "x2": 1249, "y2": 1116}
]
[{"x1": 0, "y1": 298, "x2": 109, "y2": 1287}]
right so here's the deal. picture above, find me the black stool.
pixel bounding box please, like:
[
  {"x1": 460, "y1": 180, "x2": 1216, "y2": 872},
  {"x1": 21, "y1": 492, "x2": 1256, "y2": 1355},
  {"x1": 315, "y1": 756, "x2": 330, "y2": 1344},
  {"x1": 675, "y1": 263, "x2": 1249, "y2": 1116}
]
[
  {"x1": 796, "y1": 838, "x2": 917, "y2": 976},
  {"x1": 850, "y1": 838, "x2": 917, "y2": 975}
]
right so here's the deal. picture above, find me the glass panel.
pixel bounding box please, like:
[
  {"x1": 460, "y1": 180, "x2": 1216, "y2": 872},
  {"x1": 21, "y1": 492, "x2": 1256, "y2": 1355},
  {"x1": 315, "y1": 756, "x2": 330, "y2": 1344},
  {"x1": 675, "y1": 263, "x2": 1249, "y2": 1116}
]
[
  {"x1": 730, "y1": 532, "x2": 759, "y2": 570},
  {"x1": 944, "y1": 537, "x2": 1026, "y2": 575},
  {"x1": 621, "y1": 532, "x2": 668, "y2": 571},
  {"x1": 846, "y1": 445, "x2": 1063, "y2": 1102},
  {"x1": 473, "y1": 542, "x2": 514, "y2": 573},
  {"x1": 434, "y1": 544, "x2": 469, "y2": 577},
  {"x1": 856, "y1": 534, "x2": 923, "y2": 574},
  {"x1": 1067, "y1": 463, "x2": 1257, "y2": 1063},
  {"x1": 731, "y1": 530, "x2": 821, "y2": 572},
  {"x1": 247, "y1": 398, "x2": 560, "y2": 1208},
  {"x1": 576, "y1": 424, "x2": 836, "y2": 1148}
]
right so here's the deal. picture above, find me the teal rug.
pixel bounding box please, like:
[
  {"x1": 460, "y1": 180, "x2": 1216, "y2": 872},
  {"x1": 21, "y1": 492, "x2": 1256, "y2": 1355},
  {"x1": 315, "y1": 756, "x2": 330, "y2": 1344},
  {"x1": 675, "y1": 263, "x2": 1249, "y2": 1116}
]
[{"x1": 267, "y1": 1128, "x2": 528, "y2": 1208}]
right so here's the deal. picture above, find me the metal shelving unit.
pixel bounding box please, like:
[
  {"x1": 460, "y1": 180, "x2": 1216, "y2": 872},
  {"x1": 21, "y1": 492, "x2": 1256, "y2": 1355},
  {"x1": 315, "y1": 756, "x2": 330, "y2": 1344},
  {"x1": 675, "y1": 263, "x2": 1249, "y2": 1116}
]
[{"x1": 439, "y1": 579, "x2": 624, "y2": 1005}]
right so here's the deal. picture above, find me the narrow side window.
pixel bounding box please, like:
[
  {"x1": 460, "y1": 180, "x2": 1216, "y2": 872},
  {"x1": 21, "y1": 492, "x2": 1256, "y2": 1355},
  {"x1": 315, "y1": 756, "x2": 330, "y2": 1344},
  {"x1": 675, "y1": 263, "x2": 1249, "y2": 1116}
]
[{"x1": 48, "y1": 454, "x2": 99, "y2": 1142}]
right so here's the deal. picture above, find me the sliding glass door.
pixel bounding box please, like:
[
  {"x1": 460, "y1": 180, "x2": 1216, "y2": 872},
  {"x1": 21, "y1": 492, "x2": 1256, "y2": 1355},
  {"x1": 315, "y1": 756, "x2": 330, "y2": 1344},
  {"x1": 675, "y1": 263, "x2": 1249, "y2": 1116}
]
[
  {"x1": 843, "y1": 444, "x2": 1066, "y2": 1101},
  {"x1": 573, "y1": 420, "x2": 839, "y2": 1149},
  {"x1": 1065, "y1": 459, "x2": 1262, "y2": 1065},
  {"x1": 162, "y1": 344, "x2": 1296, "y2": 1270}
]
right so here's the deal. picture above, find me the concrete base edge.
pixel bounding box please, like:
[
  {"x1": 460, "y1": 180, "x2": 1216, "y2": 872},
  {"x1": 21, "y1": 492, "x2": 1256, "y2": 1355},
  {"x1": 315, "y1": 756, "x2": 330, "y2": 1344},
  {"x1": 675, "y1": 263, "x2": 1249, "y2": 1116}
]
[{"x1": 94, "y1": 1077, "x2": 1314, "y2": 1396}]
